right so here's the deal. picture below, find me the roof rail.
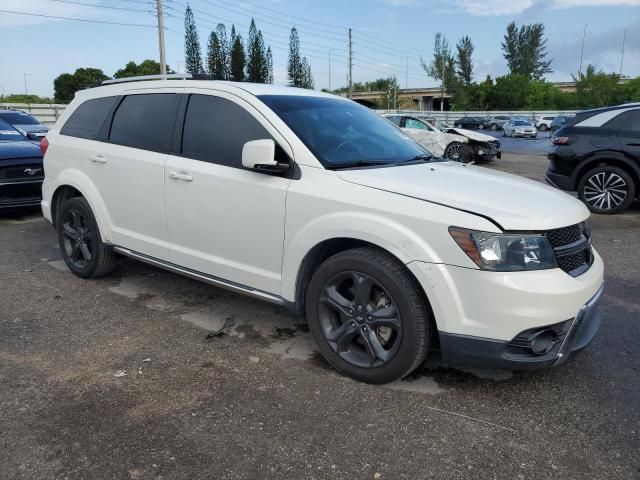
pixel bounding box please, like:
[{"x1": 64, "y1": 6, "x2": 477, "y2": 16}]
[{"x1": 100, "y1": 73, "x2": 193, "y2": 86}]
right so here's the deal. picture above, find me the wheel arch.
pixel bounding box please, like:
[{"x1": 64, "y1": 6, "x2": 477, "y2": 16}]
[
  {"x1": 573, "y1": 152, "x2": 640, "y2": 192},
  {"x1": 50, "y1": 171, "x2": 113, "y2": 242},
  {"x1": 286, "y1": 237, "x2": 439, "y2": 343}
]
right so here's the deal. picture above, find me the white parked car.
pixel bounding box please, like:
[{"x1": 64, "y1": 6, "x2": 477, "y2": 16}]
[
  {"x1": 383, "y1": 114, "x2": 501, "y2": 163},
  {"x1": 503, "y1": 120, "x2": 538, "y2": 138},
  {"x1": 536, "y1": 115, "x2": 556, "y2": 131},
  {"x1": 40, "y1": 76, "x2": 604, "y2": 384}
]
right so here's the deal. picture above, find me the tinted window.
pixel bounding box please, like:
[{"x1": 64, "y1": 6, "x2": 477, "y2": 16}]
[
  {"x1": 608, "y1": 110, "x2": 640, "y2": 132},
  {"x1": 0, "y1": 111, "x2": 40, "y2": 125},
  {"x1": 61, "y1": 96, "x2": 118, "y2": 140},
  {"x1": 259, "y1": 95, "x2": 427, "y2": 169},
  {"x1": 385, "y1": 116, "x2": 401, "y2": 126},
  {"x1": 110, "y1": 94, "x2": 179, "y2": 152},
  {"x1": 626, "y1": 111, "x2": 640, "y2": 132},
  {"x1": 182, "y1": 95, "x2": 271, "y2": 167},
  {"x1": 0, "y1": 119, "x2": 27, "y2": 141}
]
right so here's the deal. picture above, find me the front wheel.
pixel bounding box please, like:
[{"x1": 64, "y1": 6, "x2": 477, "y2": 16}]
[
  {"x1": 305, "y1": 247, "x2": 431, "y2": 384},
  {"x1": 456, "y1": 124, "x2": 463, "y2": 128},
  {"x1": 444, "y1": 142, "x2": 473, "y2": 163},
  {"x1": 578, "y1": 165, "x2": 635, "y2": 214},
  {"x1": 491, "y1": 123, "x2": 498, "y2": 131}
]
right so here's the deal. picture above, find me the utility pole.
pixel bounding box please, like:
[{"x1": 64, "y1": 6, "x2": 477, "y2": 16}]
[
  {"x1": 23, "y1": 74, "x2": 31, "y2": 95},
  {"x1": 156, "y1": 0, "x2": 167, "y2": 78},
  {"x1": 619, "y1": 27, "x2": 627, "y2": 78},
  {"x1": 578, "y1": 24, "x2": 587, "y2": 78},
  {"x1": 405, "y1": 56, "x2": 409, "y2": 89},
  {"x1": 328, "y1": 48, "x2": 332, "y2": 91},
  {"x1": 348, "y1": 28, "x2": 353, "y2": 99}
]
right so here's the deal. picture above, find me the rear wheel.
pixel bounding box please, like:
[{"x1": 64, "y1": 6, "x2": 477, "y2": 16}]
[
  {"x1": 56, "y1": 197, "x2": 118, "y2": 278},
  {"x1": 510, "y1": 130, "x2": 516, "y2": 138},
  {"x1": 305, "y1": 247, "x2": 431, "y2": 384},
  {"x1": 578, "y1": 165, "x2": 635, "y2": 214},
  {"x1": 491, "y1": 123, "x2": 498, "y2": 131},
  {"x1": 539, "y1": 124, "x2": 548, "y2": 131}
]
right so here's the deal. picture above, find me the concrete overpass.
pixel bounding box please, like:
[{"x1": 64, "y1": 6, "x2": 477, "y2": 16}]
[{"x1": 344, "y1": 81, "x2": 587, "y2": 110}]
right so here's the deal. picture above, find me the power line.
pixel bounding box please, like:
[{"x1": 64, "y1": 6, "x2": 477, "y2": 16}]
[
  {"x1": 0, "y1": 9, "x2": 158, "y2": 27},
  {"x1": 48, "y1": 0, "x2": 152, "y2": 12}
]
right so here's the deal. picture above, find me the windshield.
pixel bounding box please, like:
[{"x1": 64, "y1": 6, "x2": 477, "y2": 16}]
[
  {"x1": 514, "y1": 120, "x2": 531, "y2": 126},
  {"x1": 259, "y1": 95, "x2": 429, "y2": 168},
  {"x1": 0, "y1": 119, "x2": 27, "y2": 141},
  {"x1": 0, "y1": 111, "x2": 41, "y2": 126}
]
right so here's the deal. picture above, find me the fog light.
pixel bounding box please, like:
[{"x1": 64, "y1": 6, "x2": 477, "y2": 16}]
[{"x1": 530, "y1": 330, "x2": 557, "y2": 355}]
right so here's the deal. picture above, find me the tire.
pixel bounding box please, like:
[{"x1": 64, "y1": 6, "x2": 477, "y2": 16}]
[
  {"x1": 479, "y1": 123, "x2": 484, "y2": 129},
  {"x1": 444, "y1": 142, "x2": 473, "y2": 163},
  {"x1": 577, "y1": 165, "x2": 635, "y2": 214},
  {"x1": 305, "y1": 247, "x2": 431, "y2": 384},
  {"x1": 539, "y1": 124, "x2": 548, "y2": 131},
  {"x1": 510, "y1": 130, "x2": 516, "y2": 138},
  {"x1": 456, "y1": 124, "x2": 463, "y2": 128},
  {"x1": 490, "y1": 123, "x2": 498, "y2": 131},
  {"x1": 56, "y1": 197, "x2": 118, "y2": 278}
]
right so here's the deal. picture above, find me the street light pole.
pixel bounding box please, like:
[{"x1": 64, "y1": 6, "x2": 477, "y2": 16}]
[
  {"x1": 619, "y1": 28, "x2": 627, "y2": 78},
  {"x1": 578, "y1": 24, "x2": 587, "y2": 78},
  {"x1": 23, "y1": 74, "x2": 31, "y2": 95},
  {"x1": 328, "y1": 48, "x2": 332, "y2": 92},
  {"x1": 156, "y1": 0, "x2": 167, "y2": 78}
]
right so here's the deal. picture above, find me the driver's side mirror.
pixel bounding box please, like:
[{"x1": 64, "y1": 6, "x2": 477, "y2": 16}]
[{"x1": 242, "y1": 139, "x2": 288, "y2": 173}]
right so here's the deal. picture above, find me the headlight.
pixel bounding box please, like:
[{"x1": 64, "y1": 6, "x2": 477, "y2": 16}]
[{"x1": 449, "y1": 227, "x2": 557, "y2": 271}]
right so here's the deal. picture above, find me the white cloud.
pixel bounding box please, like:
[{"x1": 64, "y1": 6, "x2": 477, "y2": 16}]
[{"x1": 454, "y1": 0, "x2": 640, "y2": 16}]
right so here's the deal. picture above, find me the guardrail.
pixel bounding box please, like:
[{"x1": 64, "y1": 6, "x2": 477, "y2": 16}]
[
  {"x1": 0, "y1": 103, "x2": 67, "y2": 126},
  {"x1": 376, "y1": 109, "x2": 578, "y2": 123}
]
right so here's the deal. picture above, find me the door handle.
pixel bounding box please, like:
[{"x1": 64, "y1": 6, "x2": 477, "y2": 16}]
[
  {"x1": 169, "y1": 171, "x2": 193, "y2": 181},
  {"x1": 89, "y1": 154, "x2": 107, "y2": 164}
]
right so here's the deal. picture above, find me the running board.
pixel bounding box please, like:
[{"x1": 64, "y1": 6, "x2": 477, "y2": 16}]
[{"x1": 113, "y1": 246, "x2": 285, "y2": 305}]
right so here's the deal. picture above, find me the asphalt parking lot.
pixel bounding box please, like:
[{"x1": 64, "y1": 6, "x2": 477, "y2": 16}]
[{"x1": 1, "y1": 153, "x2": 639, "y2": 480}]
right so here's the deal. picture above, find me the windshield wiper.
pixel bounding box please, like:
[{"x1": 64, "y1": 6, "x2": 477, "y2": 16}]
[
  {"x1": 327, "y1": 160, "x2": 393, "y2": 170},
  {"x1": 396, "y1": 154, "x2": 433, "y2": 164}
]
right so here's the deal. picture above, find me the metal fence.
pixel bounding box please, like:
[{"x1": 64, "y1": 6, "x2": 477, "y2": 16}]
[{"x1": 0, "y1": 103, "x2": 67, "y2": 126}]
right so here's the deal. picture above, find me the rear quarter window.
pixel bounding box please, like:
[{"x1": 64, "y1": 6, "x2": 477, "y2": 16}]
[
  {"x1": 61, "y1": 96, "x2": 119, "y2": 140},
  {"x1": 109, "y1": 94, "x2": 180, "y2": 153}
]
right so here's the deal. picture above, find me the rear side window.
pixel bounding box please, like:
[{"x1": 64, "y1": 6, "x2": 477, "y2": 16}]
[
  {"x1": 385, "y1": 116, "x2": 401, "y2": 126},
  {"x1": 109, "y1": 94, "x2": 179, "y2": 153},
  {"x1": 606, "y1": 110, "x2": 640, "y2": 132},
  {"x1": 181, "y1": 94, "x2": 271, "y2": 168},
  {"x1": 61, "y1": 96, "x2": 118, "y2": 140}
]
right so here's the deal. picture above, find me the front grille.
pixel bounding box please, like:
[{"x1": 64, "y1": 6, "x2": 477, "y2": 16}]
[
  {"x1": 0, "y1": 160, "x2": 44, "y2": 181},
  {"x1": 545, "y1": 223, "x2": 593, "y2": 276}
]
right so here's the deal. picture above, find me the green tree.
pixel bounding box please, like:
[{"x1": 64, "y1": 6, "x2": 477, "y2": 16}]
[
  {"x1": 421, "y1": 33, "x2": 455, "y2": 111},
  {"x1": 113, "y1": 59, "x2": 174, "y2": 78},
  {"x1": 288, "y1": 27, "x2": 303, "y2": 86},
  {"x1": 492, "y1": 73, "x2": 531, "y2": 109},
  {"x1": 184, "y1": 5, "x2": 203, "y2": 74},
  {"x1": 266, "y1": 47, "x2": 274, "y2": 84},
  {"x1": 229, "y1": 30, "x2": 246, "y2": 82},
  {"x1": 216, "y1": 23, "x2": 230, "y2": 79},
  {"x1": 573, "y1": 65, "x2": 623, "y2": 108},
  {"x1": 455, "y1": 36, "x2": 474, "y2": 86},
  {"x1": 207, "y1": 30, "x2": 226, "y2": 79},
  {"x1": 300, "y1": 57, "x2": 314, "y2": 89},
  {"x1": 53, "y1": 68, "x2": 108, "y2": 103},
  {"x1": 501, "y1": 21, "x2": 552, "y2": 80},
  {"x1": 246, "y1": 19, "x2": 267, "y2": 83}
]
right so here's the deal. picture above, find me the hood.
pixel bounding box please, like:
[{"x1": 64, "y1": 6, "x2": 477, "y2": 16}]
[
  {"x1": 335, "y1": 162, "x2": 589, "y2": 231},
  {"x1": 447, "y1": 128, "x2": 496, "y2": 142},
  {"x1": 0, "y1": 140, "x2": 43, "y2": 161}
]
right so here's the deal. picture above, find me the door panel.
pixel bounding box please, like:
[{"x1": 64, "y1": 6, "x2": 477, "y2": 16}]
[{"x1": 164, "y1": 92, "x2": 291, "y2": 294}]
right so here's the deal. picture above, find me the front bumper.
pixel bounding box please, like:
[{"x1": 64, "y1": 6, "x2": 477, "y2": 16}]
[
  {"x1": 0, "y1": 179, "x2": 43, "y2": 210},
  {"x1": 438, "y1": 285, "x2": 603, "y2": 370}
]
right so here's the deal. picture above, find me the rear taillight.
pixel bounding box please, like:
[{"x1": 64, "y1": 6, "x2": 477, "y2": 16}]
[
  {"x1": 40, "y1": 137, "x2": 49, "y2": 156},
  {"x1": 552, "y1": 136, "x2": 571, "y2": 145}
]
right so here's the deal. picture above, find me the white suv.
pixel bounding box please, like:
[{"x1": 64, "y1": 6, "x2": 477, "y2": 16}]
[{"x1": 40, "y1": 77, "x2": 604, "y2": 384}]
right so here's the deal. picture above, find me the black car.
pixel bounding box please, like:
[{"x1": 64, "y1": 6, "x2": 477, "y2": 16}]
[
  {"x1": 546, "y1": 103, "x2": 640, "y2": 214},
  {"x1": 0, "y1": 109, "x2": 49, "y2": 139},
  {"x1": 0, "y1": 119, "x2": 44, "y2": 210},
  {"x1": 452, "y1": 116, "x2": 484, "y2": 129}
]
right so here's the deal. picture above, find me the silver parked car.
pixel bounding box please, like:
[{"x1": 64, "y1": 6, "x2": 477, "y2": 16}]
[
  {"x1": 503, "y1": 120, "x2": 538, "y2": 138},
  {"x1": 484, "y1": 115, "x2": 512, "y2": 131}
]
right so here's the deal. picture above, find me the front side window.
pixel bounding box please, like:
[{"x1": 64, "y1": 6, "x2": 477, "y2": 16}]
[
  {"x1": 109, "y1": 94, "x2": 180, "y2": 152},
  {"x1": 61, "y1": 96, "x2": 119, "y2": 140},
  {"x1": 405, "y1": 118, "x2": 429, "y2": 130},
  {"x1": 385, "y1": 116, "x2": 401, "y2": 126},
  {"x1": 181, "y1": 94, "x2": 272, "y2": 168},
  {"x1": 259, "y1": 95, "x2": 427, "y2": 169}
]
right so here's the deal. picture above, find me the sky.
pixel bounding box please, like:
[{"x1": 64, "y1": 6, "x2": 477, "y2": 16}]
[{"x1": 0, "y1": 0, "x2": 639, "y2": 97}]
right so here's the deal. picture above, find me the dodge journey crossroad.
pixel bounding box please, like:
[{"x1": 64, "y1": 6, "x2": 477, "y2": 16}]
[{"x1": 40, "y1": 76, "x2": 604, "y2": 384}]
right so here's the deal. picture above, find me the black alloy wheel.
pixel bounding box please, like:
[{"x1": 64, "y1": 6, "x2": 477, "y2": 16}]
[
  {"x1": 318, "y1": 271, "x2": 402, "y2": 368},
  {"x1": 56, "y1": 197, "x2": 118, "y2": 278},
  {"x1": 444, "y1": 142, "x2": 472, "y2": 163},
  {"x1": 306, "y1": 247, "x2": 431, "y2": 384},
  {"x1": 578, "y1": 166, "x2": 635, "y2": 214},
  {"x1": 61, "y1": 209, "x2": 94, "y2": 269}
]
